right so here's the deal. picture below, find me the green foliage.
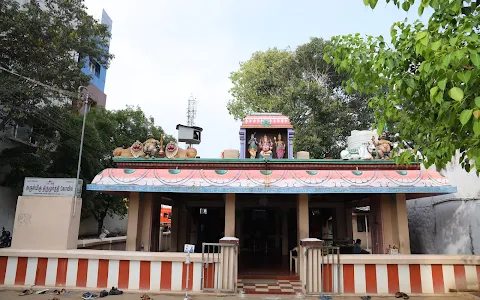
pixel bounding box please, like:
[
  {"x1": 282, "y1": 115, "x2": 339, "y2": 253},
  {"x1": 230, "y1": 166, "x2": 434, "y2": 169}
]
[
  {"x1": 0, "y1": 0, "x2": 113, "y2": 131},
  {"x1": 326, "y1": 0, "x2": 480, "y2": 173},
  {"x1": 0, "y1": 106, "x2": 175, "y2": 234},
  {"x1": 228, "y1": 38, "x2": 373, "y2": 158}
]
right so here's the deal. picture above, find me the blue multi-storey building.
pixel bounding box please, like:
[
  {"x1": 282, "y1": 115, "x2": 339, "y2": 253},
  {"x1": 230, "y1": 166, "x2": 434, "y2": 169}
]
[{"x1": 81, "y1": 9, "x2": 112, "y2": 108}]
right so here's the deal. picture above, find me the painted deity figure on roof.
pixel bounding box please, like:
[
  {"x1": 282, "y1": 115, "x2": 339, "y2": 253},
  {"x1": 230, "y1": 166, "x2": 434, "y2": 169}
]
[
  {"x1": 274, "y1": 133, "x2": 285, "y2": 159},
  {"x1": 369, "y1": 132, "x2": 392, "y2": 159},
  {"x1": 248, "y1": 133, "x2": 258, "y2": 159},
  {"x1": 259, "y1": 134, "x2": 273, "y2": 158}
]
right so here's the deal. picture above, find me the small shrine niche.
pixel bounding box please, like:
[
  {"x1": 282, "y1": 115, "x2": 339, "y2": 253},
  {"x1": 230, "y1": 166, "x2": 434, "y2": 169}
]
[{"x1": 239, "y1": 113, "x2": 294, "y2": 159}]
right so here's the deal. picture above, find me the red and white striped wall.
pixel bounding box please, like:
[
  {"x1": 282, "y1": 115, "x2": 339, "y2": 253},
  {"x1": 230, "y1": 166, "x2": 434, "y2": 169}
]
[
  {"x1": 310, "y1": 263, "x2": 480, "y2": 294},
  {"x1": 340, "y1": 263, "x2": 480, "y2": 294},
  {"x1": 0, "y1": 256, "x2": 213, "y2": 292}
]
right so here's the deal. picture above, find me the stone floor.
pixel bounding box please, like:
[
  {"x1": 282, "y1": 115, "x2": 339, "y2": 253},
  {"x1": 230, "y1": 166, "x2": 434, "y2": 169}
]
[
  {"x1": 238, "y1": 279, "x2": 303, "y2": 294},
  {"x1": 0, "y1": 289, "x2": 473, "y2": 300}
]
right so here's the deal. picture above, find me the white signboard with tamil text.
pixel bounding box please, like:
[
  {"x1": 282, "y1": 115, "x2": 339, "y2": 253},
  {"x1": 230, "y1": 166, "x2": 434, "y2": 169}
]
[{"x1": 22, "y1": 177, "x2": 83, "y2": 197}]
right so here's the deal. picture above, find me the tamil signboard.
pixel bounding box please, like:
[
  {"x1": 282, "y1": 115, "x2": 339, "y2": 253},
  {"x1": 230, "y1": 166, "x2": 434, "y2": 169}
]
[{"x1": 22, "y1": 178, "x2": 83, "y2": 197}]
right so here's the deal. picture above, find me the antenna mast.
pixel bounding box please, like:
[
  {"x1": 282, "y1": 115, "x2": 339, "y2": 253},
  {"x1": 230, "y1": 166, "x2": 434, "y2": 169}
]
[{"x1": 186, "y1": 94, "x2": 197, "y2": 126}]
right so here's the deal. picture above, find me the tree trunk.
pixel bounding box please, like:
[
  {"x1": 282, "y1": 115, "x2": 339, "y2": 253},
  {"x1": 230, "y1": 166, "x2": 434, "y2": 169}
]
[{"x1": 97, "y1": 219, "x2": 104, "y2": 236}]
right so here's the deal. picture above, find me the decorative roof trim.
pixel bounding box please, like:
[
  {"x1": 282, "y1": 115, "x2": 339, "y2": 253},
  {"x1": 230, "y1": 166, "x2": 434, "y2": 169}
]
[{"x1": 87, "y1": 168, "x2": 455, "y2": 195}]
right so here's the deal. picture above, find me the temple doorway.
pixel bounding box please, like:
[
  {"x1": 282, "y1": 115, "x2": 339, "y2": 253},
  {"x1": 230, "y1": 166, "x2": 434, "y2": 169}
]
[{"x1": 238, "y1": 206, "x2": 297, "y2": 276}]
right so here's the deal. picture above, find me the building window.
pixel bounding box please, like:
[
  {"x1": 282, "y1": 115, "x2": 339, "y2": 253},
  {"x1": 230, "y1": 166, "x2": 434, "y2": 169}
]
[
  {"x1": 89, "y1": 59, "x2": 101, "y2": 77},
  {"x1": 356, "y1": 215, "x2": 370, "y2": 232}
]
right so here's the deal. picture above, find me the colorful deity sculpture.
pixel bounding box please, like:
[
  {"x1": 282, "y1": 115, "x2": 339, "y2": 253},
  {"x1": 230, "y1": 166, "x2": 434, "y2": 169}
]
[
  {"x1": 248, "y1": 133, "x2": 258, "y2": 159},
  {"x1": 274, "y1": 133, "x2": 285, "y2": 159},
  {"x1": 259, "y1": 134, "x2": 273, "y2": 158},
  {"x1": 143, "y1": 135, "x2": 160, "y2": 158},
  {"x1": 369, "y1": 133, "x2": 392, "y2": 159}
]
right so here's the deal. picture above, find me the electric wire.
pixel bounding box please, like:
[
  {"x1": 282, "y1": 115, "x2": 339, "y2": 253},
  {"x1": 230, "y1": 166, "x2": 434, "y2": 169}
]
[{"x1": 0, "y1": 66, "x2": 78, "y2": 99}]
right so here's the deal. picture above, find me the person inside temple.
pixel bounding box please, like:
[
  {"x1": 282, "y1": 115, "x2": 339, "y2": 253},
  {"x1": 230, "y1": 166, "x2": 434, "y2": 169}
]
[{"x1": 352, "y1": 239, "x2": 370, "y2": 254}]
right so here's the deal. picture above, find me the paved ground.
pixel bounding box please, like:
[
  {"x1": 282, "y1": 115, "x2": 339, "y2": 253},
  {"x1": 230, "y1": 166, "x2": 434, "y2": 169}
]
[{"x1": 0, "y1": 289, "x2": 473, "y2": 300}]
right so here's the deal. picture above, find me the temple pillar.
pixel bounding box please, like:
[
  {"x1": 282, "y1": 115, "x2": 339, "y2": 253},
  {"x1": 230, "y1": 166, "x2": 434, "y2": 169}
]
[
  {"x1": 140, "y1": 193, "x2": 153, "y2": 251},
  {"x1": 395, "y1": 193, "x2": 411, "y2": 254},
  {"x1": 235, "y1": 208, "x2": 242, "y2": 246},
  {"x1": 345, "y1": 206, "x2": 353, "y2": 242},
  {"x1": 282, "y1": 208, "x2": 289, "y2": 256},
  {"x1": 126, "y1": 192, "x2": 141, "y2": 251},
  {"x1": 297, "y1": 194, "x2": 309, "y2": 242},
  {"x1": 239, "y1": 129, "x2": 246, "y2": 159},
  {"x1": 369, "y1": 197, "x2": 384, "y2": 254},
  {"x1": 379, "y1": 194, "x2": 395, "y2": 251},
  {"x1": 297, "y1": 194, "x2": 309, "y2": 280},
  {"x1": 287, "y1": 129, "x2": 295, "y2": 159},
  {"x1": 225, "y1": 193, "x2": 236, "y2": 237},
  {"x1": 170, "y1": 204, "x2": 179, "y2": 252}
]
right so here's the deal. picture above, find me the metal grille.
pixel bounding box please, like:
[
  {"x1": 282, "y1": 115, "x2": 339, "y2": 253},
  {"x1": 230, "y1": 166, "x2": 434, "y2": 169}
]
[
  {"x1": 201, "y1": 243, "x2": 238, "y2": 292},
  {"x1": 305, "y1": 246, "x2": 341, "y2": 295}
]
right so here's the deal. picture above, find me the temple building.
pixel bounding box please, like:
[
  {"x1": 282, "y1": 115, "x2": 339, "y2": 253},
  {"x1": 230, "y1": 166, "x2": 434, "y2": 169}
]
[{"x1": 2, "y1": 113, "x2": 478, "y2": 296}]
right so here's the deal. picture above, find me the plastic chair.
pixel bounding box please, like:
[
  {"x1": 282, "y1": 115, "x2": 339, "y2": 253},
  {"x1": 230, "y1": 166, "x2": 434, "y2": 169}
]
[{"x1": 289, "y1": 247, "x2": 298, "y2": 274}]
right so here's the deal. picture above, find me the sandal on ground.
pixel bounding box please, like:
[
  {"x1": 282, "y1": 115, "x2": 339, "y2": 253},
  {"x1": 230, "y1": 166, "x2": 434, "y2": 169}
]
[
  {"x1": 395, "y1": 292, "x2": 409, "y2": 299},
  {"x1": 141, "y1": 293, "x2": 152, "y2": 300},
  {"x1": 54, "y1": 289, "x2": 66, "y2": 295},
  {"x1": 19, "y1": 288, "x2": 33, "y2": 296},
  {"x1": 109, "y1": 286, "x2": 123, "y2": 295},
  {"x1": 99, "y1": 290, "x2": 109, "y2": 298},
  {"x1": 82, "y1": 292, "x2": 99, "y2": 299},
  {"x1": 361, "y1": 296, "x2": 371, "y2": 300}
]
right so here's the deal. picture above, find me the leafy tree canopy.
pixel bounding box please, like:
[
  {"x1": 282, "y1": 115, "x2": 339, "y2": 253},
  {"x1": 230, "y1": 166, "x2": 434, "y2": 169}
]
[
  {"x1": 0, "y1": 0, "x2": 113, "y2": 131},
  {"x1": 228, "y1": 38, "x2": 373, "y2": 158},
  {"x1": 325, "y1": 0, "x2": 480, "y2": 172},
  {"x1": 0, "y1": 105, "x2": 175, "y2": 234}
]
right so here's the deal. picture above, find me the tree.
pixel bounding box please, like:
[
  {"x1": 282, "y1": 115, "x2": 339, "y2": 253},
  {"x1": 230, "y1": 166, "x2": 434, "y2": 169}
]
[
  {"x1": 228, "y1": 38, "x2": 373, "y2": 158},
  {"x1": 325, "y1": 0, "x2": 480, "y2": 172},
  {"x1": 0, "y1": 105, "x2": 175, "y2": 234},
  {"x1": 0, "y1": 0, "x2": 113, "y2": 131}
]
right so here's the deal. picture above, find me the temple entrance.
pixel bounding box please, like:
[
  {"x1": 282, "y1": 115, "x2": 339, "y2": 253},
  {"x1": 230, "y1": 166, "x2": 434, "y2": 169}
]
[
  {"x1": 194, "y1": 207, "x2": 225, "y2": 252},
  {"x1": 238, "y1": 206, "x2": 297, "y2": 277}
]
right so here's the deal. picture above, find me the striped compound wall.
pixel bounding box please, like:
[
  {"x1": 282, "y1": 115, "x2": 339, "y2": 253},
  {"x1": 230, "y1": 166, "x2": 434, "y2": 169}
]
[
  {"x1": 307, "y1": 262, "x2": 480, "y2": 295},
  {"x1": 340, "y1": 263, "x2": 480, "y2": 294},
  {"x1": 0, "y1": 256, "x2": 215, "y2": 292}
]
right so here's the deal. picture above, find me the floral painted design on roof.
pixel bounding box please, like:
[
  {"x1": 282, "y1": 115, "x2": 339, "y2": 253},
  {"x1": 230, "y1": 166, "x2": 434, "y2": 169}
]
[{"x1": 241, "y1": 113, "x2": 293, "y2": 129}]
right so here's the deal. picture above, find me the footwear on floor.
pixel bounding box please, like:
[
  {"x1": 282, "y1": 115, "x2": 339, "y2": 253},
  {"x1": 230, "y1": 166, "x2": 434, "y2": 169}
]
[
  {"x1": 99, "y1": 290, "x2": 109, "y2": 298},
  {"x1": 109, "y1": 287, "x2": 123, "y2": 295},
  {"x1": 19, "y1": 288, "x2": 33, "y2": 296},
  {"x1": 395, "y1": 291, "x2": 409, "y2": 299},
  {"x1": 82, "y1": 292, "x2": 99, "y2": 299}
]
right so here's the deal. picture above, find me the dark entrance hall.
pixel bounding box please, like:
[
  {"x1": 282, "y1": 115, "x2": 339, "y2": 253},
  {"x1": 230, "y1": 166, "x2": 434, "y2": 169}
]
[{"x1": 238, "y1": 206, "x2": 297, "y2": 277}]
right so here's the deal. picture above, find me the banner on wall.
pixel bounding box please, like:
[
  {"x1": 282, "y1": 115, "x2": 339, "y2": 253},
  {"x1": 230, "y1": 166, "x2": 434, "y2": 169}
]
[{"x1": 22, "y1": 177, "x2": 83, "y2": 197}]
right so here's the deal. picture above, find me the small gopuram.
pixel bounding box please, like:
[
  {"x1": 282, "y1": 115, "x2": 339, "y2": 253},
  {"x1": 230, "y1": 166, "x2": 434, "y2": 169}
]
[
  {"x1": 1, "y1": 113, "x2": 478, "y2": 297},
  {"x1": 239, "y1": 113, "x2": 294, "y2": 159}
]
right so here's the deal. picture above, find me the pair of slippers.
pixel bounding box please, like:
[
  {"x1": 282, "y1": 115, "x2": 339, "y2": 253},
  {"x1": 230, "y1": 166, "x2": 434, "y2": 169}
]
[
  {"x1": 19, "y1": 288, "x2": 34, "y2": 296},
  {"x1": 54, "y1": 288, "x2": 67, "y2": 295},
  {"x1": 395, "y1": 292, "x2": 410, "y2": 299},
  {"x1": 141, "y1": 294, "x2": 152, "y2": 300}
]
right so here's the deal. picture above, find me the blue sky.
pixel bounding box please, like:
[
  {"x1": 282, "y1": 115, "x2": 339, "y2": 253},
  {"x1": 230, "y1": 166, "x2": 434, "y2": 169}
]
[{"x1": 84, "y1": 0, "x2": 429, "y2": 158}]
